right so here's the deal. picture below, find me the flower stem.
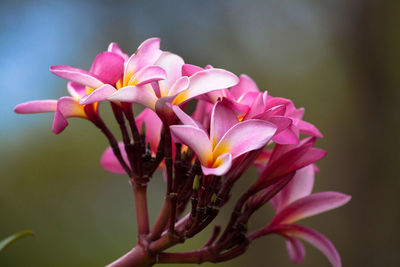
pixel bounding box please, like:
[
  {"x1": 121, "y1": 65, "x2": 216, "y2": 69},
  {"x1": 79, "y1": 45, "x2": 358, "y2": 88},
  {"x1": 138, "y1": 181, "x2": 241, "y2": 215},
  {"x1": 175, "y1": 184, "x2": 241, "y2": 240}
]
[{"x1": 132, "y1": 182, "x2": 150, "y2": 235}]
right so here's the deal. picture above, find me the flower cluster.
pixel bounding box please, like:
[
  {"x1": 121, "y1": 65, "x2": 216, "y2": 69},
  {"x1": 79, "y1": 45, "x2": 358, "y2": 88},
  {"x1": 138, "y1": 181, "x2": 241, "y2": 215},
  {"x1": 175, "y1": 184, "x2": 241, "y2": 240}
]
[{"x1": 15, "y1": 38, "x2": 350, "y2": 266}]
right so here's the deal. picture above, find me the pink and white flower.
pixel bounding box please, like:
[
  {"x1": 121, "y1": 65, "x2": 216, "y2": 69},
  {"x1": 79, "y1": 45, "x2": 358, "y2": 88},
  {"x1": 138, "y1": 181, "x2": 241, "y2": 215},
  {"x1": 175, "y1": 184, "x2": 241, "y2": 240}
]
[
  {"x1": 108, "y1": 54, "x2": 239, "y2": 115},
  {"x1": 170, "y1": 101, "x2": 277, "y2": 176},
  {"x1": 262, "y1": 165, "x2": 351, "y2": 267}
]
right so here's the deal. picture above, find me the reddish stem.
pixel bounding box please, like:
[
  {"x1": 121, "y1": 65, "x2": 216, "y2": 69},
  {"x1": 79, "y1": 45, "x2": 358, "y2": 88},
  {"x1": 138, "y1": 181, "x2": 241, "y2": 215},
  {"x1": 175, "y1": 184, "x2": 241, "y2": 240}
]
[{"x1": 132, "y1": 182, "x2": 150, "y2": 235}]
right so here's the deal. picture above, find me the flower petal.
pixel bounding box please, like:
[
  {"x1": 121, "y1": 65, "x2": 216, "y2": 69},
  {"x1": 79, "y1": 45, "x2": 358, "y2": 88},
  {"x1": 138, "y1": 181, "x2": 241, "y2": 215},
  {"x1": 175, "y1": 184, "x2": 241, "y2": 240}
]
[
  {"x1": 285, "y1": 235, "x2": 306, "y2": 264},
  {"x1": 100, "y1": 142, "x2": 130, "y2": 174},
  {"x1": 52, "y1": 96, "x2": 86, "y2": 134},
  {"x1": 201, "y1": 153, "x2": 232, "y2": 176},
  {"x1": 171, "y1": 105, "x2": 203, "y2": 129},
  {"x1": 210, "y1": 101, "x2": 238, "y2": 148},
  {"x1": 271, "y1": 165, "x2": 315, "y2": 212},
  {"x1": 156, "y1": 52, "x2": 185, "y2": 90},
  {"x1": 170, "y1": 125, "x2": 212, "y2": 165},
  {"x1": 14, "y1": 100, "x2": 57, "y2": 114},
  {"x1": 168, "y1": 77, "x2": 190, "y2": 97},
  {"x1": 271, "y1": 192, "x2": 351, "y2": 225},
  {"x1": 108, "y1": 42, "x2": 129, "y2": 61},
  {"x1": 280, "y1": 225, "x2": 342, "y2": 267},
  {"x1": 50, "y1": 65, "x2": 103, "y2": 89},
  {"x1": 181, "y1": 64, "x2": 203, "y2": 77},
  {"x1": 192, "y1": 100, "x2": 213, "y2": 129},
  {"x1": 243, "y1": 92, "x2": 266, "y2": 119},
  {"x1": 79, "y1": 84, "x2": 117, "y2": 105},
  {"x1": 272, "y1": 123, "x2": 299, "y2": 145},
  {"x1": 172, "y1": 69, "x2": 239, "y2": 105},
  {"x1": 135, "y1": 108, "x2": 162, "y2": 153},
  {"x1": 108, "y1": 85, "x2": 157, "y2": 110},
  {"x1": 230, "y1": 74, "x2": 260, "y2": 99},
  {"x1": 297, "y1": 120, "x2": 323, "y2": 138},
  {"x1": 129, "y1": 65, "x2": 167, "y2": 86},
  {"x1": 124, "y1": 38, "x2": 162, "y2": 82},
  {"x1": 214, "y1": 119, "x2": 277, "y2": 159},
  {"x1": 67, "y1": 82, "x2": 86, "y2": 100},
  {"x1": 89, "y1": 52, "x2": 124, "y2": 84}
]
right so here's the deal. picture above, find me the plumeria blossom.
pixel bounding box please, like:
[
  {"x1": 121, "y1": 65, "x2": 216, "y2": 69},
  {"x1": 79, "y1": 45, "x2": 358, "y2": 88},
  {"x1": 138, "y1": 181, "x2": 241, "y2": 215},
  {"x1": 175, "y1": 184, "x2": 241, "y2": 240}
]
[
  {"x1": 59, "y1": 38, "x2": 167, "y2": 106},
  {"x1": 261, "y1": 165, "x2": 351, "y2": 267},
  {"x1": 101, "y1": 108, "x2": 162, "y2": 174},
  {"x1": 14, "y1": 37, "x2": 350, "y2": 266},
  {"x1": 108, "y1": 53, "x2": 239, "y2": 120},
  {"x1": 170, "y1": 101, "x2": 277, "y2": 176},
  {"x1": 14, "y1": 77, "x2": 106, "y2": 134},
  {"x1": 15, "y1": 39, "x2": 165, "y2": 134},
  {"x1": 183, "y1": 66, "x2": 318, "y2": 145}
]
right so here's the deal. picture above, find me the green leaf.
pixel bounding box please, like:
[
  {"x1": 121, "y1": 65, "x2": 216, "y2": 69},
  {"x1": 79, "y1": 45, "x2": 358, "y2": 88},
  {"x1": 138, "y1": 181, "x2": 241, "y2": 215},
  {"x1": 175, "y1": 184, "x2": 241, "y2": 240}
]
[{"x1": 0, "y1": 230, "x2": 35, "y2": 253}]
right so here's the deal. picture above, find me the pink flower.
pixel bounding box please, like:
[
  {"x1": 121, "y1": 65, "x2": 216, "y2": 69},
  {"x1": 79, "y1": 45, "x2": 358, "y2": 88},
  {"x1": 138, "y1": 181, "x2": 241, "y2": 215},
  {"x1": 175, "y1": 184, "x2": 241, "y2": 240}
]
[
  {"x1": 14, "y1": 40, "x2": 165, "y2": 134},
  {"x1": 73, "y1": 38, "x2": 167, "y2": 105},
  {"x1": 263, "y1": 165, "x2": 351, "y2": 267},
  {"x1": 181, "y1": 68, "x2": 320, "y2": 145},
  {"x1": 108, "y1": 54, "x2": 239, "y2": 115},
  {"x1": 14, "y1": 42, "x2": 130, "y2": 133},
  {"x1": 14, "y1": 81, "x2": 98, "y2": 134},
  {"x1": 255, "y1": 137, "x2": 326, "y2": 187},
  {"x1": 100, "y1": 108, "x2": 162, "y2": 174},
  {"x1": 170, "y1": 101, "x2": 277, "y2": 176}
]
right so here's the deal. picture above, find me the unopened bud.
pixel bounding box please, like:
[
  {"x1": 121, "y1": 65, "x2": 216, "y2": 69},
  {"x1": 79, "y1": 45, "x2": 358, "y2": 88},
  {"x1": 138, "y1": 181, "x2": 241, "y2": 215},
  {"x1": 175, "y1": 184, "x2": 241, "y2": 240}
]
[
  {"x1": 193, "y1": 175, "x2": 200, "y2": 191},
  {"x1": 211, "y1": 193, "x2": 217, "y2": 203}
]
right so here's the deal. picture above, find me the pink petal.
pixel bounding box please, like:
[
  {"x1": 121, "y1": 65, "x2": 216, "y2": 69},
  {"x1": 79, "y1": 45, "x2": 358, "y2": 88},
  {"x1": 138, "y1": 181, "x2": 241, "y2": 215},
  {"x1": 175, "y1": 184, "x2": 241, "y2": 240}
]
[
  {"x1": 230, "y1": 74, "x2": 260, "y2": 99},
  {"x1": 201, "y1": 153, "x2": 232, "y2": 176},
  {"x1": 108, "y1": 85, "x2": 157, "y2": 110},
  {"x1": 171, "y1": 105, "x2": 204, "y2": 129},
  {"x1": 129, "y1": 65, "x2": 167, "y2": 86},
  {"x1": 100, "y1": 142, "x2": 130, "y2": 174},
  {"x1": 108, "y1": 42, "x2": 129, "y2": 61},
  {"x1": 124, "y1": 38, "x2": 162, "y2": 80},
  {"x1": 135, "y1": 108, "x2": 162, "y2": 153},
  {"x1": 270, "y1": 137, "x2": 315, "y2": 166},
  {"x1": 170, "y1": 125, "x2": 212, "y2": 165},
  {"x1": 89, "y1": 52, "x2": 124, "y2": 85},
  {"x1": 220, "y1": 97, "x2": 249, "y2": 117},
  {"x1": 156, "y1": 52, "x2": 185, "y2": 90},
  {"x1": 168, "y1": 77, "x2": 190, "y2": 97},
  {"x1": 67, "y1": 82, "x2": 86, "y2": 100},
  {"x1": 210, "y1": 101, "x2": 238, "y2": 148},
  {"x1": 243, "y1": 92, "x2": 266, "y2": 119},
  {"x1": 181, "y1": 64, "x2": 203, "y2": 77},
  {"x1": 50, "y1": 65, "x2": 103, "y2": 89},
  {"x1": 285, "y1": 235, "x2": 306, "y2": 264},
  {"x1": 280, "y1": 225, "x2": 342, "y2": 267},
  {"x1": 238, "y1": 91, "x2": 259, "y2": 107},
  {"x1": 297, "y1": 120, "x2": 323, "y2": 138},
  {"x1": 192, "y1": 100, "x2": 213, "y2": 129},
  {"x1": 265, "y1": 97, "x2": 295, "y2": 113},
  {"x1": 253, "y1": 150, "x2": 272, "y2": 175},
  {"x1": 272, "y1": 123, "x2": 299, "y2": 145},
  {"x1": 271, "y1": 164, "x2": 315, "y2": 212},
  {"x1": 172, "y1": 69, "x2": 239, "y2": 105},
  {"x1": 262, "y1": 144, "x2": 325, "y2": 181},
  {"x1": 52, "y1": 96, "x2": 86, "y2": 134},
  {"x1": 79, "y1": 84, "x2": 117, "y2": 105},
  {"x1": 214, "y1": 119, "x2": 277, "y2": 159},
  {"x1": 14, "y1": 100, "x2": 57, "y2": 114},
  {"x1": 271, "y1": 192, "x2": 351, "y2": 225}
]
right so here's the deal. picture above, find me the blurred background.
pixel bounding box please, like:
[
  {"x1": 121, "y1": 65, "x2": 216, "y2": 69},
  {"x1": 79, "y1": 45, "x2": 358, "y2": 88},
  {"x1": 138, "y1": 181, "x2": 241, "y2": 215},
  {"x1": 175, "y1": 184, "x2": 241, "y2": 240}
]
[{"x1": 1, "y1": 0, "x2": 399, "y2": 266}]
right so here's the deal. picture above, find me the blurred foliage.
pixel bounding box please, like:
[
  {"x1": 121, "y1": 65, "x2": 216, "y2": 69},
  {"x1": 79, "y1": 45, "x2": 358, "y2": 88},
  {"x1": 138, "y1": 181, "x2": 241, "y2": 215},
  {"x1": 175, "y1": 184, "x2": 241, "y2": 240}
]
[{"x1": 1, "y1": 0, "x2": 399, "y2": 266}]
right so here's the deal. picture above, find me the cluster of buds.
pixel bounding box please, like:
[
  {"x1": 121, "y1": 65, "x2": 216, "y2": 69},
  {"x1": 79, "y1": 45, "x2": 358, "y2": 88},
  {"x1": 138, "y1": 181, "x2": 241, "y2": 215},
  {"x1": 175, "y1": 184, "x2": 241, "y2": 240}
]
[{"x1": 15, "y1": 38, "x2": 350, "y2": 266}]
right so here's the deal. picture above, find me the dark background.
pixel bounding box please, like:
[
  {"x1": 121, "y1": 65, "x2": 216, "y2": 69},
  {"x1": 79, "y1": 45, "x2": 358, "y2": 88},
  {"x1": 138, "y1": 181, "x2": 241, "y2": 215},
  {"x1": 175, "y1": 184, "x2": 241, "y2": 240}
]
[{"x1": 1, "y1": 0, "x2": 399, "y2": 266}]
